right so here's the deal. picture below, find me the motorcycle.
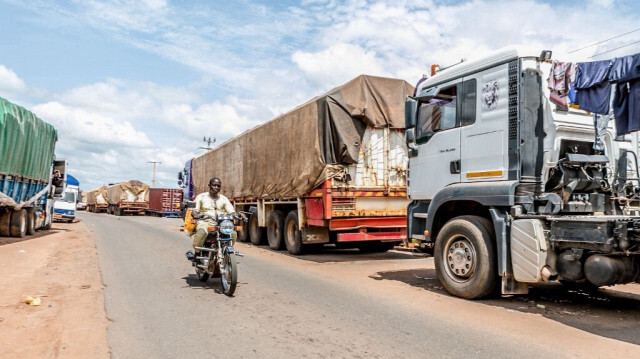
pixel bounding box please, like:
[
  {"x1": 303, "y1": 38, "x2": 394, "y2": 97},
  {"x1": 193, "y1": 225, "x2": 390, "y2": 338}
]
[{"x1": 188, "y1": 212, "x2": 246, "y2": 296}]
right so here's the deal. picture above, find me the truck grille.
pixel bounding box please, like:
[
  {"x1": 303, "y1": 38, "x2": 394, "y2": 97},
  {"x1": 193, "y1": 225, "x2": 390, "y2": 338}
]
[{"x1": 332, "y1": 197, "x2": 356, "y2": 211}]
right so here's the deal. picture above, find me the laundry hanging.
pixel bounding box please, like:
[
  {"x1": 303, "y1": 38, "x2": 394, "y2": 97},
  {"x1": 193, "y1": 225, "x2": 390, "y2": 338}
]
[{"x1": 573, "y1": 59, "x2": 613, "y2": 115}]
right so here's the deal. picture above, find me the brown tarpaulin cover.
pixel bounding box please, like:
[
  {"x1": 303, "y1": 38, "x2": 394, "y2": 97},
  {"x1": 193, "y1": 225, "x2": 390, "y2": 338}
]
[
  {"x1": 192, "y1": 75, "x2": 414, "y2": 199},
  {"x1": 87, "y1": 186, "x2": 108, "y2": 205},
  {"x1": 106, "y1": 180, "x2": 149, "y2": 204}
]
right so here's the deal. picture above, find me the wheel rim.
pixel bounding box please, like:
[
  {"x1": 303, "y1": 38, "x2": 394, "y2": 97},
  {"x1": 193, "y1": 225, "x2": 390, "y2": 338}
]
[
  {"x1": 285, "y1": 221, "x2": 296, "y2": 246},
  {"x1": 19, "y1": 215, "x2": 26, "y2": 233},
  {"x1": 269, "y1": 221, "x2": 277, "y2": 242},
  {"x1": 443, "y1": 235, "x2": 477, "y2": 282}
]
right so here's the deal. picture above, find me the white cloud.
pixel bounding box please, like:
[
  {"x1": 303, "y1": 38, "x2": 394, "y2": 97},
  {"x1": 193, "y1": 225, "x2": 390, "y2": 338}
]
[
  {"x1": 293, "y1": 43, "x2": 388, "y2": 88},
  {"x1": 0, "y1": 65, "x2": 27, "y2": 95},
  {"x1": 32, "y1": 101, "x2": 153, "y2": 149}
]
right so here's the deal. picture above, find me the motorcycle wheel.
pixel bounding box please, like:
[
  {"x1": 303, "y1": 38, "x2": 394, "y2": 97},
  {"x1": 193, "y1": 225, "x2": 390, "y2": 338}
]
[{"x1": 220, "y1": 252, "x2": 237, "y2": 296}]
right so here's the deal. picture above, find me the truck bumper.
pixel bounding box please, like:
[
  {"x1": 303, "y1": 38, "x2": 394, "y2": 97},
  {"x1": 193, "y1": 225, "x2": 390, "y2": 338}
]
[{"x1": 336, "y1": 229, "x2": 406, "y2": 242}]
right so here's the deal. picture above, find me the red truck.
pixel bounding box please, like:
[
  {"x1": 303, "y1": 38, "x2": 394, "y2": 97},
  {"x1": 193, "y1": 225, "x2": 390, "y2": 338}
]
[{"x1": 179, "y1": 75, "x2": 413, "y2": 254}]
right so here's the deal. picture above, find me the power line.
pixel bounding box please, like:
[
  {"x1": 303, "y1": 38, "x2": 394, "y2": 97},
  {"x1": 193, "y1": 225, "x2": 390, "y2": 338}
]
[
  {"x1": 589, "y1": 39, "x2": 640, "y2": 58},
  {"x1": 569, "y1": 27, "x2": 640, "y2": 54}
]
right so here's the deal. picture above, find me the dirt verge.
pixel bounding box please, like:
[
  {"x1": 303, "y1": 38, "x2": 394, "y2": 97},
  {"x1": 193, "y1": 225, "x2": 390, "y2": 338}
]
[{"x1": 0, "y1": 220, "x2": 109, "y2": 358}]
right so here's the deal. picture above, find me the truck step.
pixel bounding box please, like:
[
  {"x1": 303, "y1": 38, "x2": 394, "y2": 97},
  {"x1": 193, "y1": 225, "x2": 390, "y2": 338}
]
[
  {"x1": 413, "y1": 213, "x2": 428, "y2": 219},
  {"x1": 411, "y1": 234, "x2": 425, "y2": 240}
]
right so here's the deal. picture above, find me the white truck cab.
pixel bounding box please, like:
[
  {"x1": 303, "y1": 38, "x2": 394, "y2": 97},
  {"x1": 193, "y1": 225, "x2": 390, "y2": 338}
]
[
  {"x1": 53, "y1": 173, "x2": 79, "y2": 223},
  {"x1": 405, "y1": 48, "x2": 640, "y2": 298}
]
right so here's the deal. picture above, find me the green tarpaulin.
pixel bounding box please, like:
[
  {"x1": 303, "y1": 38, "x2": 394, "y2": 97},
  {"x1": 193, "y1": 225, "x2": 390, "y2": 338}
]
[{"x1": 0, "y1": 97, "x2": 57, "y2": 181}]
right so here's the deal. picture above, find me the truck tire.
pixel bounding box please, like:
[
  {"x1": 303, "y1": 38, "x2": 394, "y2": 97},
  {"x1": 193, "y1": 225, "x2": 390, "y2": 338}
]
[
  {"x1": 434, "y1": 215, "x2": 497, "y2": 299},
  {"x1": 26, "y1": 209, "x2": 36, "y2": 235},
  {"x1": 0, "y1": 210, "x2": 11, "y2": 236},
  {"x1": 248, "y1": 213, "x2": 265, "y2": 245},
  {"x1": 10, "y1": 209, "x2": 27, "y2": 238},
  {"x1": 284, "y1": 210, "x2": 304, "y2": 255},
  {"x1": 237, "y1": 219, "x2": 249, "y2": 242},
  {"x1": 267, "y1": 210, "x2": 285, "y2": 250}
]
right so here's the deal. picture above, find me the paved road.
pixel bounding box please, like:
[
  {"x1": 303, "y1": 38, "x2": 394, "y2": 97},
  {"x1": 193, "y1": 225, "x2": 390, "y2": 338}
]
[{"x1": 81, "y1": 212, "x2": 640, "y2": 359}]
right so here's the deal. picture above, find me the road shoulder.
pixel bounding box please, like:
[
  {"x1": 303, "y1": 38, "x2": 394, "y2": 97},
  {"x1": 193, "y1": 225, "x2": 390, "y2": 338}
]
[{"x1": 0, "y1": 219, "x2": 109, "y2": 358}]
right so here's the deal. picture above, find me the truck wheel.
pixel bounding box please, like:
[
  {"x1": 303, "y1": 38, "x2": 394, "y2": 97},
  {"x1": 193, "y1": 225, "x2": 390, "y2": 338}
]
[
  {"x1": 284, "y1": 211, "x2": 305, "y2": 255},
  {"x1": 237, "y1": 219, "x2": 249, "y2": 242},
  {"x1": 10, "y1": 209, "x2": 27, "y2": 238},
  {"x1": 434, "y1": 215, "x2": 497, "y2": 299},
  {"x1": 0, "y1": 210, "x2": 11, "y2": 236},
  {"x1": 26, "y1": 209, "x2": 36, "y2": 235},
  {"x1": 248, "y1": 213, "x2": 265, "y2": 245},
  {"x1": 267, "y1": 210, "x2": 285, "y2": 250}
]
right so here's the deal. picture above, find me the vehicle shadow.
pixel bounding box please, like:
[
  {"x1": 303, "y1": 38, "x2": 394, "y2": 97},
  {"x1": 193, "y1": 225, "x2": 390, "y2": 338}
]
[
  {"x1": 373, "y1": 268, "x2": 640, "y2": 345},
  {"x1": 182, "y1": 274, "x2": 238, "y2": 296},
  {"x1": 0, "y1": 227, "x2": 70, "y2": 246},
  {"x1": 281, "y1": 246, "x2": 428, "y2": 263}
]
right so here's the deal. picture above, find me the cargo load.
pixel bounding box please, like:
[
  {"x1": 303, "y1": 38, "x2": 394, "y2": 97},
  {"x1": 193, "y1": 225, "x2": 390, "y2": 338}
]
[
  {"x1": 181, "y1": 75, "x2": 413, "y2": 254},
  {"x1": 106, "y1": 180, "x2": 149, "y2": 216},
  {"x1": 86, "y1": 186, "x2": 108, "y2": 213}
]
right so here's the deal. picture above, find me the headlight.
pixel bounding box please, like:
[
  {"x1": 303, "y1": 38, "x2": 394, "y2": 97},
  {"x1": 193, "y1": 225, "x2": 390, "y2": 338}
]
[{"x1": 220, "y1": 220, "x2": 234, "y2": 235}]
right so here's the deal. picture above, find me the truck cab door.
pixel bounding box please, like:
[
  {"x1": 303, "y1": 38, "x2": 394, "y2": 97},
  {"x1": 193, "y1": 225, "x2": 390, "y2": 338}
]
[
  {"x1": 53, "y1": 159, "x2": 67, "y2": 197},
  {"x1": 460, "y1": 63, "x2": 511, "y2": 183},
  {"x1": 409, "y1": 81, "x2": 462, "y2": 199}
]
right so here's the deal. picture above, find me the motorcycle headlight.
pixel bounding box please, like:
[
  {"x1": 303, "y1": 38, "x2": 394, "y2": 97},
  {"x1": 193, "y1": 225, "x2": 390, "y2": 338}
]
[{"x1": 220, "y1": 219, "x2": 234, "y2": 235}]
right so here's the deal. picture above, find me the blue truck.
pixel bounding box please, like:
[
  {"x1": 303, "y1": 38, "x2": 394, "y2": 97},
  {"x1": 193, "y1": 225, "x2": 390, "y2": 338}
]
[{"x1": 0, "y1": 97, "x2": 62, "y2": 238}]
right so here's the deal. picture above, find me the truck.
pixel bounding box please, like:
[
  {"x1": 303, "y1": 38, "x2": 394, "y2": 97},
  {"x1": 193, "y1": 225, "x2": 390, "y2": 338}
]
[
  {"x1": 146, "y1": 188, "x2": 183, "y2": 217},
  {"x1": 179, "y1": 75, "x2": 414, "y2": 254},
  {"x1": 77, "y1": 190, "x2": 87, "y2": 211},
  {"x1": 86, "y1": 186, "x2": 108, "y2": 213},
  {"x1": 106, "y1": 180, "x2": 149, "y2": 215},
  {"x1": 0, "y1": 97, "x2": 61, "y2": 237},
  {"x1": 53, "y1": 173, "x2": 79, "y2": 223},
  {"x1": 404, "y1": 48, "x2": 640, "y2": 299}
]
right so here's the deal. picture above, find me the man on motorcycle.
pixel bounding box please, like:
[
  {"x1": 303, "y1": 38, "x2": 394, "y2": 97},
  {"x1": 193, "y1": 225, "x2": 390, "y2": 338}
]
[{"x1": 186, "y1": 177, "x2": 245, "y2": 261}]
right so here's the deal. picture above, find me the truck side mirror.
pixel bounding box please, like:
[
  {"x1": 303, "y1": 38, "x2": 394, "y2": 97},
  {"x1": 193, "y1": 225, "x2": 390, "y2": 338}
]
[
  {"x1": 405, "y1": 128, "x2": 418, "y2": 157},
  {"x1": 405, "y1": 97, "x2": 418, "y2": 128},
  {"x1": 405, "y1": 128, "x2": 415, "y2": 143},
  {"x1": 178, "y1": 172, "x2": 183, "y2": 181}
]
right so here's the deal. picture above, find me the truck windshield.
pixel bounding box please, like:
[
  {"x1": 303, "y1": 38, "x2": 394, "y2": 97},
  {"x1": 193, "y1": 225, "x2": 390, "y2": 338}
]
[{"x1": 63, "y1": 192, "x2": 76, "y2": 203}]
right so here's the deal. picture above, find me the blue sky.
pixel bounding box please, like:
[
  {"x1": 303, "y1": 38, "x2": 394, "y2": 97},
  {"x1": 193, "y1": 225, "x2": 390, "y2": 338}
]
[{"x1": 1, "y1": 0, "x2": 639, "y2": 191}]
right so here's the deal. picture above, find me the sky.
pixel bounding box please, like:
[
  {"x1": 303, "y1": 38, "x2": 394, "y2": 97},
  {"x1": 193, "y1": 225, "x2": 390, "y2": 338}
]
[{"x1": 1, "y1": 0, "x2": 639, "y2": 192}]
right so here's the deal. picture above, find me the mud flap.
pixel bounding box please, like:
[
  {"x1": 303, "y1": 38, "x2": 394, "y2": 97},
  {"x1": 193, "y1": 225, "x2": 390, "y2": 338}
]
[
  {"x1": 301, "y1": 227, "x2": 330, "y2": 244},
  {"x1": 501, "y1": 274, "x2": 529, "y2": 295}
]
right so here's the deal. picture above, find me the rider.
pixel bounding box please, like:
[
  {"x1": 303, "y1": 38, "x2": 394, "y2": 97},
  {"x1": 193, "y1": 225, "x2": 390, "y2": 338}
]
[{"x1": 185, "y1": 177, "x2": 244, "y2": 261}]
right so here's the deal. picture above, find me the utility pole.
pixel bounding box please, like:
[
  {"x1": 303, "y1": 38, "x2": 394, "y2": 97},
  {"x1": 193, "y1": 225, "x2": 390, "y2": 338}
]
[
  {"x1": 148, "y1": 161, "x2": 162, "y2": 188},
  {"x1": 199, "y1": 136, "x2": 216, "y2": 150}
]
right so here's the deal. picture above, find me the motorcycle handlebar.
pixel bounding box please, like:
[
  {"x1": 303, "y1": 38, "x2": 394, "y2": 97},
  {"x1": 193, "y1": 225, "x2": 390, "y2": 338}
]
[{"x1": 194, "y1": 212, "x2": 248, "y2": 222}]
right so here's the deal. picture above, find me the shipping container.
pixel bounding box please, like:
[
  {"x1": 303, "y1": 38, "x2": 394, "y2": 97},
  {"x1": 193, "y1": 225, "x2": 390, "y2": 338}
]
[{"x1": 147, "y1": 188, "x2": 182, "y2": 217}]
